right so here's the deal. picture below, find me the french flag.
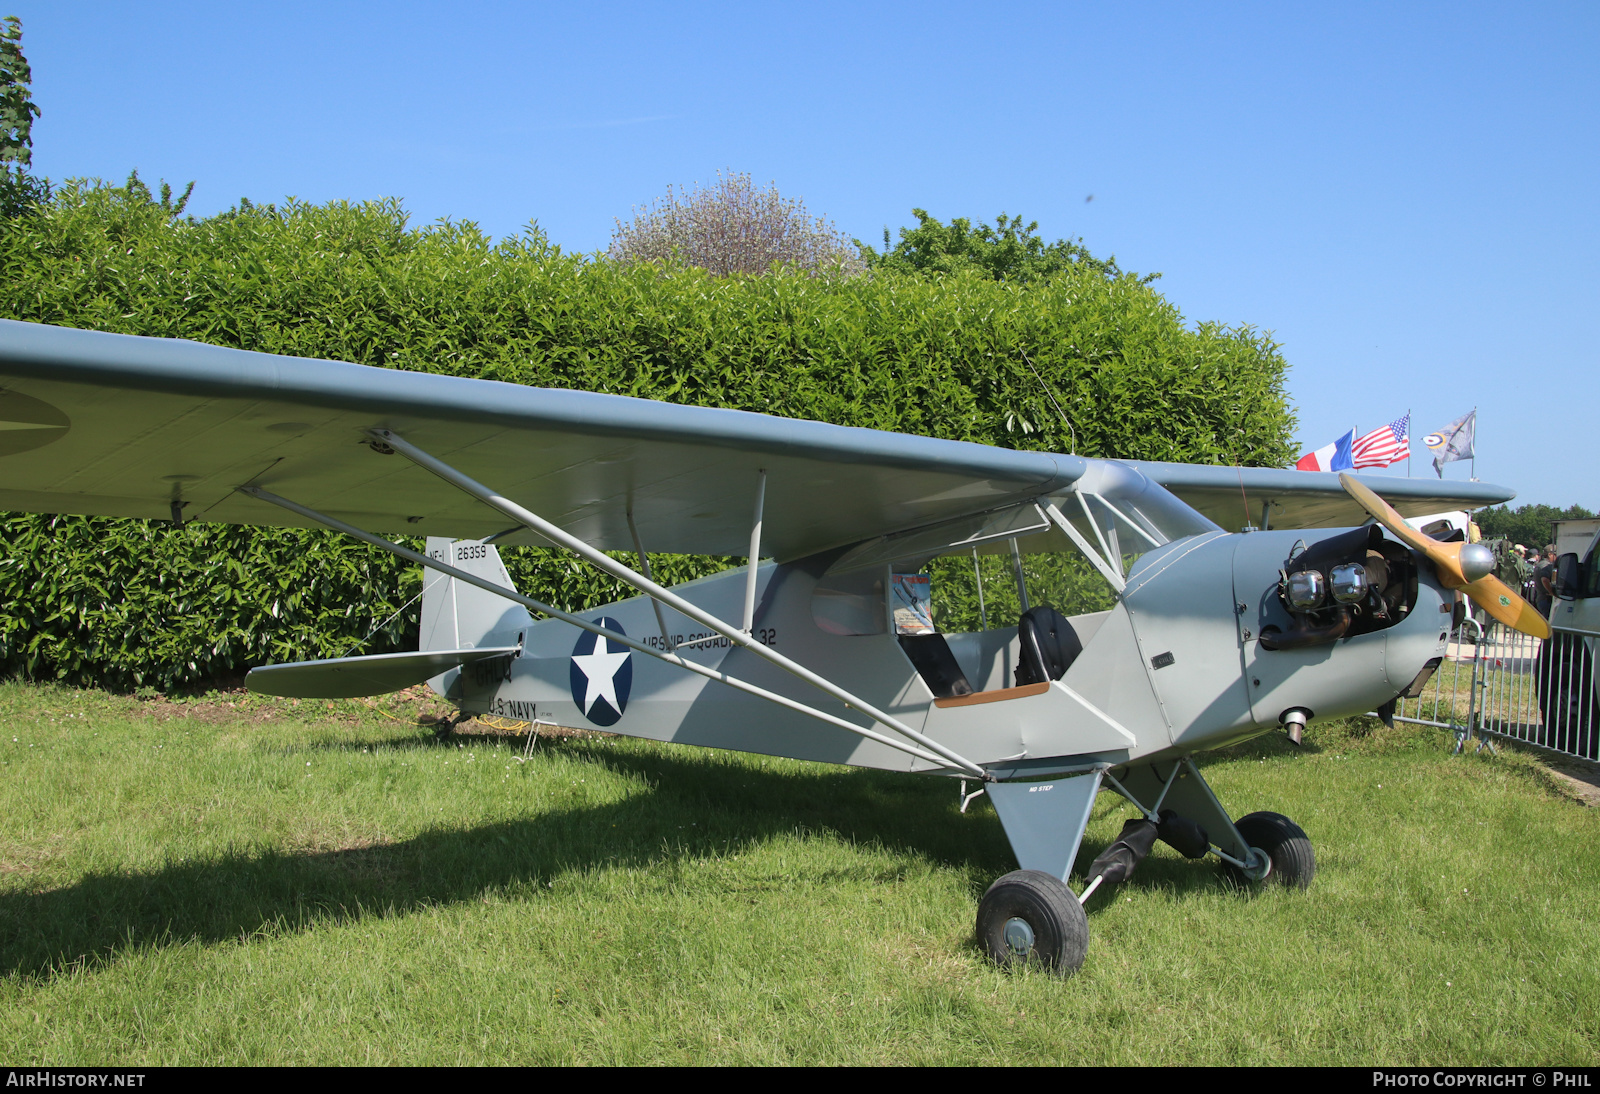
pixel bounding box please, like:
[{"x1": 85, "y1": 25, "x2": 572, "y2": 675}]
[{"x1": 1295, "y1": 429, "x2": 1355, "y2": 472}]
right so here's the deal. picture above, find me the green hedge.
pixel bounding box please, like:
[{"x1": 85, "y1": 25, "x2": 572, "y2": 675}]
[{"x1": 0, "y1": 176, "x2": 1296, "y2": 691}]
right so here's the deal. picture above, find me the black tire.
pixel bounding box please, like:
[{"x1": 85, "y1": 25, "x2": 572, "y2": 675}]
[
  {"x1": 1224, "y1": 811, "x2": 1315, "y2": 890},
  {"x1": 976, "y1": 870, "x2": 1089, "y2": 975}
]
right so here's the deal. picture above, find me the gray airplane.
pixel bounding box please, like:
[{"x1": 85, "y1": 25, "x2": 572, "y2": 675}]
[{"x1": 0, "y1": 319, "x2": 1546, "y2": 974}]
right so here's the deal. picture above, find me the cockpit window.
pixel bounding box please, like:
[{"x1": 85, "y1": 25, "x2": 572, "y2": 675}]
[
  {"x1": 823, "y1": 503, "x2": 1049, "y2": 575},
  {"x1": 812, "y1": 464, "x2": 1216, "y2": 637},
  {"x1": 927, "y1": 541, "x2": 1115, "y2": 633}
]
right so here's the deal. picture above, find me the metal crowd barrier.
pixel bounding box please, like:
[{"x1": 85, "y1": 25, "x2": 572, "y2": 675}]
[{"x1": 1384, "y1": 617, "x2": 1600, "y2": 762}]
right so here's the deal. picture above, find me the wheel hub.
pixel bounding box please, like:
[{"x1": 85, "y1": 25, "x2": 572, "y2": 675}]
[
  {"x1": 1003, "y1": 917, "x2": 1035, "y2": 956},
  {"x1": 1243, "y1": 846, "x2": 1272, "y2": 882}
]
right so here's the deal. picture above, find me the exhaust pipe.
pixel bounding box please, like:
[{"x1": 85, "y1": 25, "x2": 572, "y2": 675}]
[{"x1": 1280, "y1": 707, "x2": 1311, "y2": 747}]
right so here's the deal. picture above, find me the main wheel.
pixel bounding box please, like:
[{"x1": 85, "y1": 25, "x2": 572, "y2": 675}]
[
  {"x1": 976, "y1": 870, "x2": 1089, "y2": 975},
  {"x1": 1224, "y1": 811, "x2": 1315, "y2": 890}
]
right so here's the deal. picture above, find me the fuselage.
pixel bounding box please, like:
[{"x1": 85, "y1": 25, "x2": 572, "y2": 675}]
[{"x1": 435, "y1": 524, "x2": 1449, "y2": 775}]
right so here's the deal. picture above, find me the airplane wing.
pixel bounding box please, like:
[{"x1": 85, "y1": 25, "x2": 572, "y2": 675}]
[
  {"x1": 1123, "y1": 460, "x2": 1514, "y2": 531},
  {"x1": 0, "y1": 319, "x2": 1085, "y2": 562},
  {"x1": 0, "y1": 320, "x2": 1516, "y2": 556}
]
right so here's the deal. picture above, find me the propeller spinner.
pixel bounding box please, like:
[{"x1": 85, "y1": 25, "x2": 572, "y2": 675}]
[{"x1": 1338, "y1": 474, "x2": 1550, "y2": 640}]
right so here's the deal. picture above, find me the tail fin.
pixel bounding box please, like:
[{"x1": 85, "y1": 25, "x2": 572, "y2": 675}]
[{"x1": 420, "y1": 537, "x2": 534, "y2": 652}]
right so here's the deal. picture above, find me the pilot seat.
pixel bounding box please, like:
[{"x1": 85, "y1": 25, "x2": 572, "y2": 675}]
[
  {"x1": 898, "y1": 604, "x2": 1085, "y2": 699},
  {"x1": 1014, "y1": 605, "x2": 1084, "y2": 686}
]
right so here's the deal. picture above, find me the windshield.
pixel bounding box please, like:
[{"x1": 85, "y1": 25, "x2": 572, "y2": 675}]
[
  {"x1": 927, "y1": 536, "x2": 1115, "y2": 633},
  {"x1": 813, "y1": 461, "x2": 1219, "y2": 636},
  {"x1": 1069, "y1": 461, "x2": 1221, "y2": 546}
]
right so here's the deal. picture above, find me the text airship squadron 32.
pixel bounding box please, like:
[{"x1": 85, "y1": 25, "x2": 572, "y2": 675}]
[{"x1": 0, "y1": 320, "x2": 1546, "y2": 974}]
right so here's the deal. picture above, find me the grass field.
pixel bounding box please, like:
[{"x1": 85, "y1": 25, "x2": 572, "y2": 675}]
[{"x1": 1, "y1": 680, "x2": 1597, "y2": 1065}]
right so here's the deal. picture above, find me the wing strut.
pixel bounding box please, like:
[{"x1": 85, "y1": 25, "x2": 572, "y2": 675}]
[
  {"x1": 742, "y1": 469, "x2": 766, "y2": 634},
  {"x1": 236, "y1": 482, "x2": 985, "y2": 779},
  {"x1": 363, "y1": 428, "x2": 987, "y2": 777},
  {"x1": 625, "y1": 505, "x2": 675, "y2": 652},
  {"x1": 1043, "y1": 501, "x2": 1127, "y2": 593}
]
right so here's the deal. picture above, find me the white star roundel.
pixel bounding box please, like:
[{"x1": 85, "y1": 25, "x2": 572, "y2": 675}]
[{"x1": 569, "y1": 618, "x2": 632, "y2": 727}]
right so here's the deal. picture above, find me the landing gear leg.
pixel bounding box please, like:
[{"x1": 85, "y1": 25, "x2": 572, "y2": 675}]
[
  {"x1": 1108, "y1": 758, "x2": 1314, "y2": 890},
  {"x1": 980, "y1": 770, "x2": 1104, "y2": 974}
]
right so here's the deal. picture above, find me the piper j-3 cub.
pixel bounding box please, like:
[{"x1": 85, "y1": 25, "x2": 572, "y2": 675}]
[{"x1": 0, "y1": 319, "x2": 1546, "y2": 975}]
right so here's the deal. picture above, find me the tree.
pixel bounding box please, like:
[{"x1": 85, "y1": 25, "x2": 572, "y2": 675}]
[
  {"x1": 0, "y1": 185, "x2": 1293, "y2": 688},
  {"x1": 0, "y1": 15, "x2": 46, "y2": 220},
  {"x1": 608, "y1": 171, "x2": 865, "y2": 277},
  {"x1": 121, "y1": 168, "x2": 196, "y2": 221},
  {"x1": 0, "y1": 15, "x2": 38, "y2": 169},
  {"x1": 1476, "y1": 503, "x2": 1596, "y2": 548},
  {"x1": 860, "y1": 209, "x2": 1152, "y2": 285}
]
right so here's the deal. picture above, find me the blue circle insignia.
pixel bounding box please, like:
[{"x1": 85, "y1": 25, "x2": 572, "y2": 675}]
[{"x1": 569, "y1": 618, "x2": 632, "y2": 727}]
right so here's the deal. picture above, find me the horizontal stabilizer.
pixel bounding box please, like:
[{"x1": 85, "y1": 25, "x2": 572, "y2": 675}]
[{"x1": 246, "y1": 646, "x2": 520, "y2": 699}]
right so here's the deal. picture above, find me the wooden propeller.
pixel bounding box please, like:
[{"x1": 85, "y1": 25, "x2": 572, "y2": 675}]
[{"x1": 1339, "y1": 474, "x2": 1550, "y2": 639}]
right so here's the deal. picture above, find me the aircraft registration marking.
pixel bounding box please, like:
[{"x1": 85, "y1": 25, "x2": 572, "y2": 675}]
[
  {"x1": 644, "y1": 628, "x2": 778, "y2": 650},
  {"x1": 490, "y1": 697, "x2": 543, "y2": 720},
  {"x1": 427, "y1": 544, "x2": 490, "y2": 562},
  {"x1": 469, "y1": 656, "x2": 514, "y2": 686}
]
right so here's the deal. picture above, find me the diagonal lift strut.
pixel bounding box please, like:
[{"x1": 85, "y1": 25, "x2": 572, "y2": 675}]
[
  {"x1": 363, "y1": 428, "x2": 986, "y2": 776},
  {"x1": 237, "y1": 458, "x2": 986, "y2": 779}
]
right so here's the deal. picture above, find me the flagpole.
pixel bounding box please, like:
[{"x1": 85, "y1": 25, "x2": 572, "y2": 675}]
[
  {"x1": 1406, "y1": 407, "x2": 1411, "y2": 477},
  {"x1": 1471, "y1": 405, "x2": 1477, "y2": 481}
]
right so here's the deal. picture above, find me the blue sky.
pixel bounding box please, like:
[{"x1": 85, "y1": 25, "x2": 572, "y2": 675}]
[{"x1": 21, "y1": 2, "x2": 1599, "y2": 509}]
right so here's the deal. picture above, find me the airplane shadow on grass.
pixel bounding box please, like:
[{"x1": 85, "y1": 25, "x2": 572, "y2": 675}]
[{"x1": 0, "y1": 733, "x2": 1265, "y2": 981}]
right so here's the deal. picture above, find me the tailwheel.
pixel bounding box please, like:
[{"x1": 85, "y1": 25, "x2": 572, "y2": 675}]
[
  {"x1": 1224, "y1": 811, "x2": 1315, "y2": 890},
  {"x1": 976, "y1": 870, "x2": 1089, "y2": 975}
]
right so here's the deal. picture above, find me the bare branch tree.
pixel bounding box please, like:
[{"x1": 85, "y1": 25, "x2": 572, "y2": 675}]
[{"x1": 609, "y1": 171, "x2": 865, "y2": 278}]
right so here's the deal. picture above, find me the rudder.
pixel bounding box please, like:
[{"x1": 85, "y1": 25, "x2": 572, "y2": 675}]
[{"x1": 420, "y1": 537, "x2": 534, "y2": 652}]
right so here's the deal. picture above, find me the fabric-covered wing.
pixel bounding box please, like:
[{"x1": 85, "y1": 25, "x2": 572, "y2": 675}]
[
  {"x1": 0, "y1": 320, "x2": 1086, "y2": 562},
  {"x1": 1125, "y1": 460, "x2": 1515, "y2": 531}
]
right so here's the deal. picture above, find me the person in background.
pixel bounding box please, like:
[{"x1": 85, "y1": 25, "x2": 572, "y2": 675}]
[
  {"x1": 1506, "y1": 544, "x2": 1532, "y2": 586},
  {"x1": 1535, "y1": 546, "x2": 1558, "y2": 619},
  {"x1": 1524, "y1": 547, "x2": 1542, "y2": 603},
  {"x1": 1493, "y1": 543, "x2": 1534, "y2": 638}
]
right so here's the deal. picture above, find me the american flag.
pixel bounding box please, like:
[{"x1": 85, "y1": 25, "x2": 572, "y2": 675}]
[{"x1": 1351, "y1": 413, "x2": 1410, "y2": 469}]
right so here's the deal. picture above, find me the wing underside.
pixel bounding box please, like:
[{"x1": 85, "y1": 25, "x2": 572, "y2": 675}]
[
  {"x1": 1124, "y1": 460, "x2": 1514, "y2": 531},
  {"x1": 0, "y1": 320, "x2": 1084, "y2": 561},
  {"x1": 0, "y1": 321, "x2": 1517, "y2": 557}
]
